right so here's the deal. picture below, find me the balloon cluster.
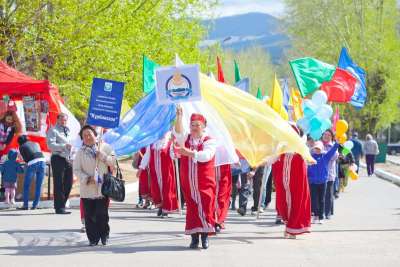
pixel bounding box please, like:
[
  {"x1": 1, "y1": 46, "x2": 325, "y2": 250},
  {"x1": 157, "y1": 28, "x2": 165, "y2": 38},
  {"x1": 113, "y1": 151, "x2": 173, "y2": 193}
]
[{"x1": 297, "y1": 91, "x2": 333, "y2": 140}]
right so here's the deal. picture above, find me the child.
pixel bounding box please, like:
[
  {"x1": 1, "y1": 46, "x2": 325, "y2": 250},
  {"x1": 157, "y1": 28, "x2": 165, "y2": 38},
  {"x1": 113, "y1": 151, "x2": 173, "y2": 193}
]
[
  {"x1": 338, "y1": 146, "x2": 355, "y2": 192},
  {"x1": 0, "y1": 149, "x2": 24, "y2": 207},
  {"x1": 308, "y1": 141, "x2": 339, "y2": 224}
]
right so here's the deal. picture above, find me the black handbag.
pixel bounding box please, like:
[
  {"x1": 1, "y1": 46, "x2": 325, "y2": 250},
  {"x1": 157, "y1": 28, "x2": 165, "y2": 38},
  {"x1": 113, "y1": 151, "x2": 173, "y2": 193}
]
[{"x1": 101, "y1": 160, "x2": 125, "y2": 202}]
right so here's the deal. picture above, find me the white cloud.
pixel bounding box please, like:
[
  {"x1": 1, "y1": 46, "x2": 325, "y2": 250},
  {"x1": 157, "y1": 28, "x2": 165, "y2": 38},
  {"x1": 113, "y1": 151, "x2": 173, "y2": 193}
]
[{"x1": 213, "y1": 0, "x2": 285, "y2": 18}]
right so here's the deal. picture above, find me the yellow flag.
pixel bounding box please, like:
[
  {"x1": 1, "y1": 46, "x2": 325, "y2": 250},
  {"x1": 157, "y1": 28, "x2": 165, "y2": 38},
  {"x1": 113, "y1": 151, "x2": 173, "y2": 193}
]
[
  {"x1": 290, "y1": 88, "x2": 303, "y2": 122},
  {"x1": 200, "y1": 74, "x2": 313, "y2": 167},
  {"x1": 270, "y1": 75, "x2": 289, "y2": 120}
]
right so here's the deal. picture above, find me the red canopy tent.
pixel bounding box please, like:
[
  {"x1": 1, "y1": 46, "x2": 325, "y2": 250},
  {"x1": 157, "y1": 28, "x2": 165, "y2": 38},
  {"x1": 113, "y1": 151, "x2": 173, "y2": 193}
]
[{"x1": 0, "y1": 61, "x2": 64, "y2": 152}]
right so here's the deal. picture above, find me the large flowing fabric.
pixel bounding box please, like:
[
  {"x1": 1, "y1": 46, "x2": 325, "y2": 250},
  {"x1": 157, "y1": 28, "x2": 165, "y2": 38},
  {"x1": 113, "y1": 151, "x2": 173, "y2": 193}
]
[
  {"x1": 200, "y1": 74, "x2": 313, "y2": 166},
  {"x1": 103, "y1": 90, "x2": 176, "y2": 156}
]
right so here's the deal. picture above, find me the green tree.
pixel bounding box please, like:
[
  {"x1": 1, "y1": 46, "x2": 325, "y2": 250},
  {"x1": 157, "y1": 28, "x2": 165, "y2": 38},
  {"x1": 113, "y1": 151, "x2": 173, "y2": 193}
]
[
  {"x1": 0, "y1": 0, "x2": 216, "y2": 119},
  {"x1": 217, "y1": 46, "x2": 276, "y2": 96},
  {"x1": 284, "y1": 0, "x2": 400, "y2": 135}
]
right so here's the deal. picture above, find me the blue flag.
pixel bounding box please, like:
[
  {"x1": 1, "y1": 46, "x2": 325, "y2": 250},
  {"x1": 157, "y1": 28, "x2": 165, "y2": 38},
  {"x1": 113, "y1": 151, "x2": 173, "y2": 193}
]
[
  {"x1": 103, "y1": 90, "x2": 176, "y2": 156},
  {"x1": 280, "y1": 78, "x2": 290, "y2": 112},
  {"x1": 234, "y1": 77, "x2": 250, "y2": 93},
  {"x1": 338, "y1": 47, "x2": 367, "y2": 109}
]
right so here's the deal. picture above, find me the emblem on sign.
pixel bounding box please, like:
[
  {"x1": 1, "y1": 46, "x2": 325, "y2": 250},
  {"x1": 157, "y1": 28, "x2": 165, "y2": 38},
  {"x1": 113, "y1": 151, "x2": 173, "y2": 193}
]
[{"x1": 165, "y1": 71, "x2": 192, "y2": 100}]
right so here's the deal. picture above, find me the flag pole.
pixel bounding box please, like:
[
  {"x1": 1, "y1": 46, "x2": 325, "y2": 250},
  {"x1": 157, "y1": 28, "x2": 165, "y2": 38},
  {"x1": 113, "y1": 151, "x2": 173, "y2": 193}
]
[{"x1": 174, "y1": 158, "x2": 183, "y2": 216}]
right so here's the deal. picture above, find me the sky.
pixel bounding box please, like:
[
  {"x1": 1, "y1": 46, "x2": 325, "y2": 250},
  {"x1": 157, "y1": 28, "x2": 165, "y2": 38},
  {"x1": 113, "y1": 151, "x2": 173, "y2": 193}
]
[{"x1": 213, "y1": 0, "x2": 286, "y2": 18}]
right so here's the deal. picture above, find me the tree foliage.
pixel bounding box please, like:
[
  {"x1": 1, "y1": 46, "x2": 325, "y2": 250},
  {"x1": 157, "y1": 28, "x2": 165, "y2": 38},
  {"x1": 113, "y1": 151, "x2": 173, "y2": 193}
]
[
  {"x1": 0, "y1": 0, "x2": 216, "y2": 119},
  {"x1": 284, "y1": 0, "x2": 400, "y2": 135},
  {"x1": 217, "y1": 46, "x2": 276, "y2": 96}
]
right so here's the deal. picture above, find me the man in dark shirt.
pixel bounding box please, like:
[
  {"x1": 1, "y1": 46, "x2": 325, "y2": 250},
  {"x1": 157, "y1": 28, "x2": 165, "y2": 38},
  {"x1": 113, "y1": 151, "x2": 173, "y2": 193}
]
[{"x1": 16, "y1": 135, "x2": 46, "y2": 210}]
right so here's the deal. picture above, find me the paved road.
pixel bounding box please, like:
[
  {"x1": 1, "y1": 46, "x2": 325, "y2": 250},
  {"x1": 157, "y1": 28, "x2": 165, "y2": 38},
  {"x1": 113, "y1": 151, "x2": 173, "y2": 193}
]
[{"x1": 1, "y1": 169, "x2": 399, "y2": 267}]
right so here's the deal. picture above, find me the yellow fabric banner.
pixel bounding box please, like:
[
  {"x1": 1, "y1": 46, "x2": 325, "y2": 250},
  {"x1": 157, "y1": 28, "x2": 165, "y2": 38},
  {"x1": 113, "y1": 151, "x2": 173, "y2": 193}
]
[
  {"x1": 200, "y1": 74, "x2": 313, "y2": 167},
  {"x1": 290, "y1": 88, "x2": 304, "y2": 122}
]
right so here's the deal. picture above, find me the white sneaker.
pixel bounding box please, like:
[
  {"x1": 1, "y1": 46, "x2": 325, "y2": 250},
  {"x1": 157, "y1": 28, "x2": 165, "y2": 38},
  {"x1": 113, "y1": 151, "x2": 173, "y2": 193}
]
[
  {"x1": 318, "y1": 219, "x2": 324, "y2": 224},
  {"x1": 311, "y1": 216, "x2": 318, "y2": 224}
]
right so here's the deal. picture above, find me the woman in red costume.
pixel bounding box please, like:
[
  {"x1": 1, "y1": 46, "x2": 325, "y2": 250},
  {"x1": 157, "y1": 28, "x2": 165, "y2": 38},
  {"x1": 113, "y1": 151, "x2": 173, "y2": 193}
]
[
  {"x1": 173, "y1": 106, "x2": 217, "y2": 249},
  {"x1": 139, "y1": 131, "x2": 178, "y2": 217},
  {"x1": 214, "y1": 164, "x2": 232, "y2": 232},
  {"x1": 272, "y1": 123, "x2": 311, "y2": 239}
]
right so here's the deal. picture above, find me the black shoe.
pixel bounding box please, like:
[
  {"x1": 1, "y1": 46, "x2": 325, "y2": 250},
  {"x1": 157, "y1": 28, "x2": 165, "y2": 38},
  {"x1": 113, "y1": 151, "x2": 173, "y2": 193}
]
[
  {"x1": 56, "y1": 209, "x2": 71, "y2": 215},
  {"x1": 237, "y1": 207, "x2": 246, "y2": 216},
  {"x1": 215, "y1": 224, "x2": 221, "y2": 233},
  {"x1": 101, "y1": 236, "x2": 107, "y2": 245},
  {"x1": 201, "y1": 234, "x2": 209, "y2": 249},
  {"x1": 157, "y1": 208, "x2": 162, "y2": 217},
  {"x1": 161, "y1": 212, "x2": 168, "y2": 218},
  {"x1": 275, "y1": 218, "x2": 283, "y2": 225},
  {"x1": 89, "y1": 241, "x2": 99, "y2": 246},
  {"x1": 189, "y1": 234, "x2": 199, "y2": 249},
  {"x1": 31, "y1": 206, "x2": 40, "y2": 210},
  {"x1": 17, "y1": 206, "x2": 28, "y2": 210}
]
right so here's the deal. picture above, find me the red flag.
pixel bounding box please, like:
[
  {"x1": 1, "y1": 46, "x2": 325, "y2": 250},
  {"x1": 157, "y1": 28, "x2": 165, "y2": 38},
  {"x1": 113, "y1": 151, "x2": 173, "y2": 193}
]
[
  {"x1": 217, "y1": 56, "x2": 225, "y2": 83},
  {"x1": 332, "y1": 106, "x2": 340, "y2": 132},
  {"x1": 321, "y1": 68, "x2": 357, "y2": 103}
]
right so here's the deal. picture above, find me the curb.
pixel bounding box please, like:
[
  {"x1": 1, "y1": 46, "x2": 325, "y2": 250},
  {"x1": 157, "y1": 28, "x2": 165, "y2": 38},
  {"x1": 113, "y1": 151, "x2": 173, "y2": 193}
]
[
  {"x1": 0, "y1": 181, "x2": 138, "y2": 210},
  {"x1": 360, "y1": 163, "x2": 400, "y2": 186},
  {"x1": 387, "y1": 158, "x2": 400, "y2": 166}
]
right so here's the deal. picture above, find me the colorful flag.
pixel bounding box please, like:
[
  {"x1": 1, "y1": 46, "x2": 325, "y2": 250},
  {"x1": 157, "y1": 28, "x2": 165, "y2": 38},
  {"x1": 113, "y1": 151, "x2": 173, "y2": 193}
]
[
  {"x1": 256, "y1": 87, "x2": 263, "y2": 100},
  {"x1": 290, "y1": 88, "x2": 303, "y2": 122},
  {"x1": 143, "y1": 55, "x2": 159, "y2": 94},
  {"x1": 289, "y1": 57, "x2": 336, "y2": 97},
  {"x1": 321, "y1": 68, "x2": 357, "y2": 103},
  {"x1": 338, "y1": 47, "x2": 367, "y2": 109},
  {"x1": 217, "y1": 56, "x2": 225, "y2": 83},
  {"x1": 234, "y1": 77, "x2": 250, "y2": 93},
  {"x1": 270, "y1": 75, "x2": 289, "y2": 120},
  {"x1": 281, "y1": 78, "x2": 290, "y2": 112},
  {"x1": 234, "y1": 60, "x2": 241, "y2": 83}
]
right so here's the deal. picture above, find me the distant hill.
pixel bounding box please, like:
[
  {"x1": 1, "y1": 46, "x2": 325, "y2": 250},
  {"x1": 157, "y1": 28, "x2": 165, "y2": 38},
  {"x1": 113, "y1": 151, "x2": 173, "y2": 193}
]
[{"x1": 201, "y1": 12, "x2": 290, "y2": 63}]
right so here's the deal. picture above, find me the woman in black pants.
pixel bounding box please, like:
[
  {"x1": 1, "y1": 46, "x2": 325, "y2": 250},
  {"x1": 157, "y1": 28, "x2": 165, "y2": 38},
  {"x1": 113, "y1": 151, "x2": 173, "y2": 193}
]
[{"x1": 73, "y1": 125, "x2": 116, "y2": 246}]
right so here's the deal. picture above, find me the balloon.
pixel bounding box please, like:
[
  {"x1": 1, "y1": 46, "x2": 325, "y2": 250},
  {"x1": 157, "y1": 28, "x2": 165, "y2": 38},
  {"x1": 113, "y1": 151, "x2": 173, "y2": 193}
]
[
  {"x1": 349, "y1": 169, "x2": 358, "y2": 180},
  {"x1": 337, "y1": 133, "x2": 347, "y2": 144},
  {"x1": 317, "y1": 104, "x2": 333, "y2": 119},
  {"x1": 310, "y1": 127, "x2": 324, "y2": 141},
  {"x1": 342, "y1": 147, "x2": 350, "y2": 156},
  {"x1": 310, "y1": 116, "x2": 322, "y2": 130},
  {"x1": 302, "y1": 99, "x2": 317, "y2": 118},
  {"x1": 336, "y1": 120, "x2": 348, "y2": 136},
  {"x1": 311, "y1": 90, "x2": 328, "y2": 105},
  {"x1": 321, "y1": 118, "x2": 332, "y2": 131},
  {"x1": 297, "y1": 118, "x2": 311, "y2": 133},
  {"x1": 343, "y1": 140, "x2": 354, "y2": 150}
]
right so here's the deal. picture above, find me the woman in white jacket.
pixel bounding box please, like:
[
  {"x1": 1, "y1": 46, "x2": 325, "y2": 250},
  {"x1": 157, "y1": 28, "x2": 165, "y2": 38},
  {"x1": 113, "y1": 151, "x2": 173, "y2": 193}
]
[{"x1": 73, "y1": 125, "x2": 115, "y2": 246}]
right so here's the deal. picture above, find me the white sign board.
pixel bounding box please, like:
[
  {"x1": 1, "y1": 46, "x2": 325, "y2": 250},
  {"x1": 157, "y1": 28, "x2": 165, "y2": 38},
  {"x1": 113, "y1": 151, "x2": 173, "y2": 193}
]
[{"x1": 155, "y1": 64, "x2": 201, "y2": 104}]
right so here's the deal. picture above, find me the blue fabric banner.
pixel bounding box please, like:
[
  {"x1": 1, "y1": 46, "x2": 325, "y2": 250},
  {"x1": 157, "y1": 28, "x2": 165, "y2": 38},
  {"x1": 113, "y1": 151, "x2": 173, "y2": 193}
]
[
  {"x1": 103, "y1": 90, "x2": 176, "y2": 156},
  {"x1": 338, "y1": 47, "x2": 367, "y2": 109}
]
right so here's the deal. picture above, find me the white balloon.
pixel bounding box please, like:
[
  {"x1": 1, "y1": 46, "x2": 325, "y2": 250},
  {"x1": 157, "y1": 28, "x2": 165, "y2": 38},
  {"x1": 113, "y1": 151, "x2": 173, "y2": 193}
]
[
  {"x1": 343, "y1": 140, "x2": 354, "y2": 150},
  {"x1": 311, "y1": 90, "x2": 328, "y2": 105}
]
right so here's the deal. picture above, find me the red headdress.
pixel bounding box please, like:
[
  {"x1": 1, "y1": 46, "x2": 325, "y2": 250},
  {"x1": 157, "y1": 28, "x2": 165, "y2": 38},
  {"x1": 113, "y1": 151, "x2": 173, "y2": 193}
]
[{"x1": 190, "y1": 113, "x2": 207, "y2": 126}]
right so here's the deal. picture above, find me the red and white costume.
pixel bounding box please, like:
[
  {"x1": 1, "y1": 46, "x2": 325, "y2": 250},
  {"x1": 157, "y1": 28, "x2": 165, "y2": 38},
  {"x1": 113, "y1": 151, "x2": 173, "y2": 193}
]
[
  {"x1": 215, "y1": 164, "x2": 232, "y2": 228},
  {"x1": 138, "y1": 147, "x2": 151, "y2": 200},
  {"x1": 140, "y1": 132, "x2": 178, "y2": 213},
  {"x1": 174, "y1": 128, "x2": 217, "y2": 235},
  {"x1": 272, "y1": 153, "x2": 311, "y2": 235}
]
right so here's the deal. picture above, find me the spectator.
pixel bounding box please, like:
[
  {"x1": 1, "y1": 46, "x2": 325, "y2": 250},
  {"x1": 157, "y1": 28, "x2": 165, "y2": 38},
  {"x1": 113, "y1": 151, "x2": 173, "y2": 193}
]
[
  {"x1": 73, "y1": 125, "x2": 116, "y2": 246},
  {"x1": 363, "y1": 134, "x2": 379, "y2": 176},
  {"x1": 16, "y1": 135, "x2": 46, "y2": 210},
  {"x1": 350, "y1": 132, "x2": 363, "y2": 173},
  {"x1": 0, "y1": 149, "x2": 24, "y2": 207},
  {"x1": 0, "y1": 111, "x2": 22, "y2": 156},
  {"x1": 47, "y1": 113, "x2": 73, "y2": 214}
]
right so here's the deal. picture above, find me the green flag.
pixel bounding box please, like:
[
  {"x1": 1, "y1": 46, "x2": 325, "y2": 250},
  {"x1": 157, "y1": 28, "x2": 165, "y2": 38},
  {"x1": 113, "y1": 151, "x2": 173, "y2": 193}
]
[
  {"x1": 289, "y1": 57, "x2": 336, "y2": 97},
  {"x1": 234, "y1": 60, "x2": 241, "y2": 83},
  {"x1": 256, "y1": 87, "x2": 263, "y2": 100},
  {"x1": 143, "y1": 55, "x2": 159, "y2": 94}
]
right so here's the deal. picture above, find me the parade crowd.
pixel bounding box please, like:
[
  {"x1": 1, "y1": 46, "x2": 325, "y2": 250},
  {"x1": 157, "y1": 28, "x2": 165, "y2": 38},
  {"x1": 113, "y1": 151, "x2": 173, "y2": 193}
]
[{"x1": 0, "y1": 107, "x2": 381, "y2": 248}]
